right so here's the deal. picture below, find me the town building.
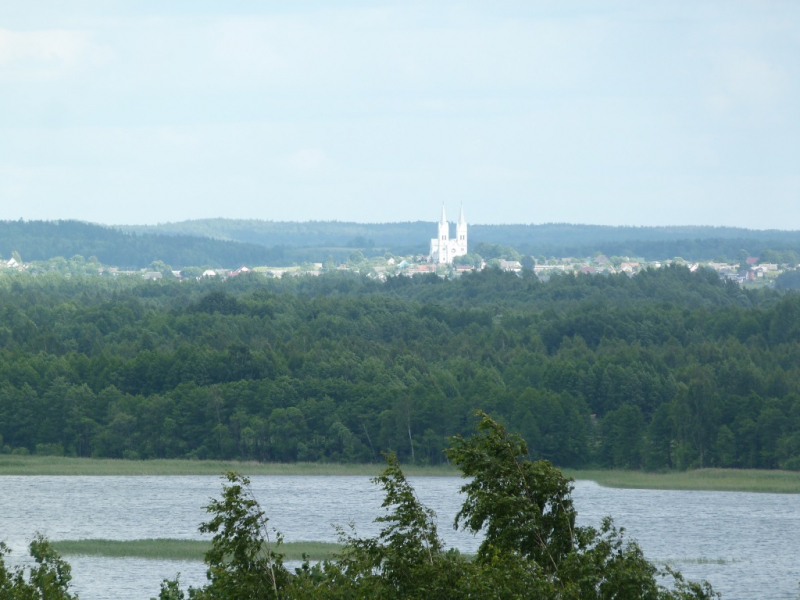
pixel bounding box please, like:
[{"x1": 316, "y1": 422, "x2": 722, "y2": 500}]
[{"x1": 429, "y1": 205, "x2": 468, "y2": 264}]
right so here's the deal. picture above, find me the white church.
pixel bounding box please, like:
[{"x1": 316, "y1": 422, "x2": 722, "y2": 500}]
[{"x1": 429, "y1": 205, "x2": 468, "y2": 264}]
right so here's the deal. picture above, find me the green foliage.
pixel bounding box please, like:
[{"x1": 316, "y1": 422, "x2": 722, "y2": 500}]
[
  {"x1": 190, "y1": 472, "x2": 290, "y2": 599},
  {"x1": 156, "y1": 415, "x2": 717, "y2": 599},
  {"x1": 330, "y1": 453, "x2": 455, "y2": 599},
  {"x1": 776, "y1": 268, "x2": 800, "y2": 290},
  {"x1": 0, "y1": 416, "x2": 721, "y2": 599},
  {"x1": 0, "y1": 535, "x2": 76, "y2": 600},
  {"x1": 0, "y1": 220, "x2": 290, "y2": 269},
  {"x1": 447, "y1": 413, "x2": 577, "y2": 568},
  {"x1": 0, "y1": 266, "x2": 798, "y2": 472},
  {"x1": 444, "y1": 412, "x2": 719, "y2": 599}
]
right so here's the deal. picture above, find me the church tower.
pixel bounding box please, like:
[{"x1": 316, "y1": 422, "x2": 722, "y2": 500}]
[
  {"x1": 437, "y1": 204, "x2": 450, "y2": 264},
  {"x1": 456, "y1": 204, "x2": 467, "y2": 254},
  {"x1": 429, "y1": 204, "x2": 467, "y2": 264}
]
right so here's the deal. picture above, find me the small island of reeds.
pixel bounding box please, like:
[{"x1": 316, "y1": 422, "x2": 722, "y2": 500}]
[{"x1": 51, "y1": 539, "x2": 342, "y2": 561}]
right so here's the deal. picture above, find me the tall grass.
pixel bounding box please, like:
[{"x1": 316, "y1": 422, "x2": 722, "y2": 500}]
[
  {"x1": 564, "y1": 468, "x2": 800, "y2": 494},
  {"x1": 51, "y1": 539, "x2": 343, "y2": 561},
  {"x1": 0, "y1": 455, "x2": 458, "y2": 477},
  {"x1": 659, "y1": 557, "x2": 732, "y2": 565},
  {"x1": 2, "y1": 456, "x2": 799, "y2": 493}
]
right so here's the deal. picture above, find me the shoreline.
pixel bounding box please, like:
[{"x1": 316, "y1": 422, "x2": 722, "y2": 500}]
[
  {"x1": 2, "y1": 456, "x2": 799, "y2": 493},
  {"x1": 563, "y1": 468, "x2": 800, "y2": 494},
  {"x1": 0, "y1": 456, "x2": 459, "y2": 477}
]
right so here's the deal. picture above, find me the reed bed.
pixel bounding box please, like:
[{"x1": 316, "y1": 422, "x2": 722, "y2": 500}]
[
  {"x1": 0, "y1": 456, "x2": 458, "y2": 477},
  {"x1": 564, "y1": 468, "x2": 800, "y2": 494},
  {"x1": 2, "y1": 456, "x2": 799, "y2": 493},
  {"x1": 658, "y1": 557, "x2": 732, "y2": 565},
  {"x1": 51, "y1": 539, "x2": 343, "y2": 561}
]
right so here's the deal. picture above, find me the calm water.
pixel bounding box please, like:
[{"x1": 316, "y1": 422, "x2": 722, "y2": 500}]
[{"x1": 2, "y1": 475, "x2": 799, "y2": 599}]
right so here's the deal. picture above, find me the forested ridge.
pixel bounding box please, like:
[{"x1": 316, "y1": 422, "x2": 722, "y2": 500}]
[
  {"x1": 4, "y1": 219, "x2": 800, "y2": 268},
  {"x1": 0, "y1": 266, "x2": 799, "y2": 471},
  {"x1": 124, "y1": 218, "x2": 800, "y2": 261},
  {"x1": 0, "y1": 220, "x2": 290, "y2": 269}
]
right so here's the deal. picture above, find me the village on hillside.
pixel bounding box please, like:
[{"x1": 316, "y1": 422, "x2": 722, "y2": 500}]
[{"x1": 0, "y1": 213, "x2": 794, "y2": 289}]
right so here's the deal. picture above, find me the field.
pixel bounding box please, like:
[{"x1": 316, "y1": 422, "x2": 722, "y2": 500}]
[{"x1": 2, "y1": 456, "x2": 800, "y2": 493}]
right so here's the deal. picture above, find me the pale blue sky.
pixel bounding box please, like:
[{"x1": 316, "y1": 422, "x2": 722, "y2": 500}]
[{"x1": 1, "y1": 1, "x2": 798, "y2": 227}]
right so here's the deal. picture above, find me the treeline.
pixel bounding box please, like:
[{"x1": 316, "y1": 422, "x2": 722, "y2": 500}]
[
  {"x1": 124, "y1": 218, "x2": 800, "y2": 261},
  {"x1": 0, "y1": 220, "x2": 291, "y2": 269},
  {"x1": 473, "y1": 223, "x2": 800, "y2": 261},
  {"x1": 0, "y1": 266, "x2": 799, "y2": 471},
  {"x1": 121, "y1": 218, "x2": 435, "y2": 254},
  {"x1": 776, "y1": 268, "x2": 800, "y2": 290},
  {"x1": 4, "y1": 219, "x2": 800, "y2": 268}
]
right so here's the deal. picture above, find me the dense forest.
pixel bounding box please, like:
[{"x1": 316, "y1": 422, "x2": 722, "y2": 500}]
[
  {"x1": 0, "y1": 220, "x2": 291, "y2": 269},
  {"x1": 124, "y1": 218, "x2": 800, "y2": 261},
  {"x1": 0, "y1": 265, "x2": 798, "y2": 472}
]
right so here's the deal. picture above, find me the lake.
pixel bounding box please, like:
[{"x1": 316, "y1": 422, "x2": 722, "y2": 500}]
[{"x1": 2, "y1": 475, "x2": 799, "y2": 599}]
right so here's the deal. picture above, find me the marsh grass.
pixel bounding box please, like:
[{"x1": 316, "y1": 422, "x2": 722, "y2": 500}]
[
  {"x1": 0, "y1": 456, "x2": 458, "y2": 477},
  {"x1": 563, "y1": 468, "x2": 800, "y2": 494},
  {"x1": 659, "y1": 557, "x2": 733, "y2": 565},
  {"x1": 2, "y1": 456, "x2": 799, "y2": 493},
  {"x1": 51, "y1": 539, "x2": 343, "y2": 561}
]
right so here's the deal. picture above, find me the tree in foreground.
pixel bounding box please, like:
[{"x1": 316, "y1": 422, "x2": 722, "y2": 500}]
[
  {"x1": 0, "y1": 412, "x2": 719, "y2": 599},
  {"x1": 0, "y1": 535, "x2": 76, "y2": 600},
  {"x1": 445, "y1": 411, "x2": 719, "y2": 599},
  {"x1": 163, "y1": 411, "x2": 718, "y2": 599}
]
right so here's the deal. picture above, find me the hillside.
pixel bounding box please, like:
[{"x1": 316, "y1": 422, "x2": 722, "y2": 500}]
[
  {"x1": 0, "y1": 220, "x2": 289, "y2": 269},
  {"x1": 121, "y1": 218, "x2": 800, "y2": 261},
  {"x1": 4, "y1": 219, "x2": 800, "y2": 269}
]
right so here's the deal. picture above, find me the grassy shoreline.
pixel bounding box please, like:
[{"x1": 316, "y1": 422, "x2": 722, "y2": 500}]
[
  {"x1": 51, "y1": 539, "x2": 342, "y2": 561},
  {"x1": 563, "y1": 468, "x2": 800, "y2": 494},
  {"x1": 0, "y1": 455, "x2": 458, "y2": 477},
  {"x1": 2, "y1": 456, "x2": 799, "y2": 493}
]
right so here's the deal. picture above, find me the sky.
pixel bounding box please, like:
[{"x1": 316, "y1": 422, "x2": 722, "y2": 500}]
[{"x1": 1, "y1": 1, "x2": 798, "y2": 228}]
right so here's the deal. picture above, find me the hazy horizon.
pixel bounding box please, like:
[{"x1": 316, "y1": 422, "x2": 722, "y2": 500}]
[
  {"x1": 118, "y1": 217, "x2": 800, "y2": 233},
  {"x1": 2, "y1": 2, "x2": 798, "y2": 228},
  {"x1": 5, "y1": 215, "x2": 800, "y2": 234}
]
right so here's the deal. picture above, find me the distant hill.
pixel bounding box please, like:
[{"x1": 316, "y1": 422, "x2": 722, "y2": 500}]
[
  {"x1": 121, "y1": 219, "x2": 800, "y2": 261},
  {"x1": 3, "y1": 219, "x2": 799, "y2": 269},
  {"x1": 120, "y1": 219, "x2": 434, "y2": 254},
  {"x1": 0, "y1": 220, "x2": 290, "y2": 269}
]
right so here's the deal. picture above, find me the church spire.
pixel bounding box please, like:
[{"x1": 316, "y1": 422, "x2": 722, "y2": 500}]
[
  {"x1": 440, "y1": 204, "x2": 447, "y2": 224},
  {"x1": 458, "y1": 203, "x2": 465, "y2": 225}
]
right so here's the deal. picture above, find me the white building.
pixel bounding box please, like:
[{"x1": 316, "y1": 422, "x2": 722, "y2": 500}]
[{"x1": 429, "y1": 205, "x2": 468, "y2": 264}]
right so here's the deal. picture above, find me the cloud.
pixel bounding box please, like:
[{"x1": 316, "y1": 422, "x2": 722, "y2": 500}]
[
  {"x1": 724, "y1": 57, "x2": 787, "y2": 105},
  {"x1": 1, "y1": 3, "x2": 798, "y2": 227},
  {"x1": 702, "y1": 55, "x2": 790, "y2": 124},
  {"x1": 0, "y1": 165, "x2": 35, "y2": 203},
  {"x1": 283, "y1": 148, "x2": 329, "y2": 174},
  {"x1": 0, "y1": 28, "x2": 110, "y2": 81},
  {"x1": 203, "y1": 8, "x2": 607, "y2": 94}
]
